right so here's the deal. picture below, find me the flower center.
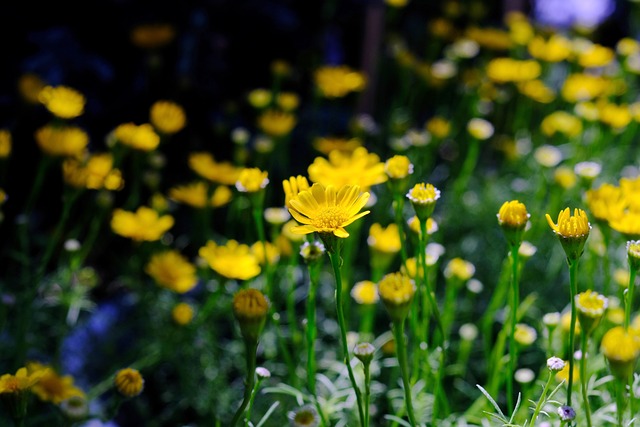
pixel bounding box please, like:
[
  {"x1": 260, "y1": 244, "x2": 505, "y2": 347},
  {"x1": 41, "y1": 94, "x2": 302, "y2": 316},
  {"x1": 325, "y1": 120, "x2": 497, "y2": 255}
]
[{"x1": 312, "y1": 207, "x2": 349, "y2": 230}]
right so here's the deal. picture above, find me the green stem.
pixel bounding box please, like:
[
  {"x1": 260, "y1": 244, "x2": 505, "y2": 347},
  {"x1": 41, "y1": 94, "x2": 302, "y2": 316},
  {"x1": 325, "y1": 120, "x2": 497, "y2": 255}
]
[
  {"x1": 393, "y1": 193, "x2": 409, "y2": 270},
  {"x1": 363, "y1": 362, "x2": 371, "y2": 427},
  {"x1": 507, "y1": 244, "x2": 520, "y2": 414},
  {"x1": 245, "y1": 377, "x2": 263, "y2": 427},
  {"x1": 306, "y1": 261, "x2": 328, "y2": 427},
  {"x1": 580, "y1": 331, "x2": 592, "y2": 427},
  {"x1": 454, "y1": 138, "x2": 480, "y2": 198},
  {"x1": 624, "y1": 268, "x2": 637, "y2": 330},
  {"x1": 392, "y1": 320, "x2": 418, "y2": 427},
  {"x1": 328, "y1": 251, "x2": 366, "y2": 427},
  {"x1": 616, "y1": 379, "x2": 625, "y2": 427},
  {"x1": 230, "y1": 339, "x2": 258, "y2": 427},
  {"x1": 529, "y1": 369, "x2": 554, "y2": 425},
  {"x1": 419, "y1": 220, "x2": 444, "y2": 345},
  {"x1": 252, "y1": 206, "x2": 272, "y2": 301},
  {"x1": 567, "y1": 259, "x2": 579, "y2": 409}
]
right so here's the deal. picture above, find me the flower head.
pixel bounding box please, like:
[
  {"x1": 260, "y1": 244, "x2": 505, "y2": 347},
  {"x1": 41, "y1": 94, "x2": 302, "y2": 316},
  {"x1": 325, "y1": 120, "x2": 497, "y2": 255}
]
[
  {"x1": 444, "y1": 257, "x2": 475, "y2": 282},
  {"x1": 628, "y1": 240, "x2": 640, "y2": 272},
  {"x1": 547, "y1": 356, "x2": 566, "y2": 372},
  {"x1": 111, "y1": 206, "x2": 174, "y2": 242},
  {"x1": 172, "y1": 302, "x2": 195, "y2": 325},
  {"x1": 0, "y1": 129, "x2": 11, "y2": 158},
  {"x1": 314, "y1": 65, "x2": 366, "y2": 98},
  {"x1": 283, "y1": 175, "x2": 310, "y2": 209},
  {"x1": 467, "y1": 118, "x2": 494, "y2": 140},
  {"x1": 236, "y1": 168, "x2": 269, "y2": 193},
  {"x1": 62, "y1": 153, "x2": 124, "y2": 191},
  {"x1": 145, "y1": 250, "x2": 198, "y2": 293},
  {"x1": 385, "y1": 155, "x2": 414, "y2": 180},
  {"x1": 354, "y1": 342, "x2": 376, "y2": 365},
  {"x1": 198, "y1": 240, "x2": 261, "y2": 280},
  {"x1": 35, "y1": 125, "x2": 89, "y2": 157},
  {"x1": 251, "y1": 241, "x2": 280, "y2": 265},
  {"x1": 425, "y1": 116, "x2": 451, "y2": 138},
  {"x1": 378, "y1": 272, "x2": 416, "y2": 322},
  {"x1": 287, "y1": 183, "x2": 370, "y2": 241},
  {"x1": 289, "y1": 404, "x2": 320, "y2": 427},
  {"x1": 600, "y1": 326, "x2": 640, "y2": 380},
  {"x1": 299, "y1": 240, "x2": 326, "y2": 263},
  {"x1": 308, "y1": 147, "x2": 387, "y2": 191},
  {"x1": 113, "y1": 123, "x2": 160, "y2": 151},
  {"x1": 557, "y1": 405, "x2": 576, "y2": 422},
  {"x1": 257, "y1": 109, "x2": 297, "y2": 137},
  {"x1": 169, "y1": 182, "x2": 232, "y2": 209},
  {"x1": 406, "y1": 183, "x2": 440, "y2": 221},
  {"x1": 575, "y1": 290, "x2": 608, "y2": 335},
  {"x1": 27, "y1": 362, "x2": 84, "y2": 404},
  {"x1": 545, "y1": 208, "x2": 591, "y2": 261},
  {"x1": 233, "y1": 288, "x2": 269, "y2": 341},
  {"x1": 188, "y1": 152, "x2": 241, "y2": 185},
  {"x1": 497, "y1": 200, "x2": 529, "y2": 246},
  {"x1": 0, "y1": 367, "x2": 46, "y2": 395},
  {"x1": 514, "y1": 323, "x2": 537, "y2": 346},
  {"x1": 351, "y1": 280, "x2": 379, "y2": 305},
  {"x1": 114, "y1": 368, "x2": 144, "y2": 398},
  {"x1": 150, "y1": 100, "x2": 186, "y2": 135},
  {"x1": 38, "y1": 85, "x2": 85, "y2": 119}
]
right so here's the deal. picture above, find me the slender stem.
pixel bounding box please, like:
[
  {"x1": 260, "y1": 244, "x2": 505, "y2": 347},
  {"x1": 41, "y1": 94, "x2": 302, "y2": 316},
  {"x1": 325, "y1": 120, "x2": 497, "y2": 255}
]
[
  {"x1": 363, "y1": 362, "x2": 371, "y2": 427},
  {"x1": 245, "y1": 377, "x2": 263, "y2": 427},
  {"x1": 393, "y1": 193, "x2": 408, "y2": 270},
  {"x1": 392, "y1": 320, "x2": 418, "y2": 427},
  {"x1": 252, "y1": 206, "x2": 272, "y2": 301},
  {"x1": 306, "y1": 261, "x2": 327, "y2": 427},
  {"x1": 230, "y1": 339, "x2": 258, "y2": 427},
  {"x1": 567, "y1": 259, "x2": 579, "y2": 409},
  {"x1": 529, "y1": 371, "x2": 554, "y2": 425},
  {"x1": 580, "y1": 331, "x2": 592, "y2": 427},
  {"x1": 624, "y1": 268, "x2": 637, "y2": 330},
  {"x1": 507, "y1": 244, "x2": 520, "y2": 414},
  {"x1": 453, "y1": 138, "x2": 480, "y2": 198},
  {"x1": 419, "y1": 220, "x2": 444, "y2": 345},
  {"x1": 616, "y1": 379, "x2": 625, "y2": 427},
  {"x1": 329, "y1": 251, "x2": 366, "y2": 427}
]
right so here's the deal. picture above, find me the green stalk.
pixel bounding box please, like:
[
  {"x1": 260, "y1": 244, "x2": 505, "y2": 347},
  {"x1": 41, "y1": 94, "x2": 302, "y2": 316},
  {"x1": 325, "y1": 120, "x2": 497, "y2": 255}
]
[
  {"x1": 328, "y1": 250, "x2": 366, "y2": 427},
  {"x1": 245, "y1": 375, "x2": 263, "y2": 427},
  {"x1": 363, "y1": 361, "x2": 372, "y2": 427},
  {"x1": 580, "y1": 331, "x2": 592, "y2": 427},
  {"x1": 567, "y1": 259, "x2": 579, "y2": 409},
  {"x1": 230, "y1": 339, "x2": 258, "y2": 427},
  {"x1": 507, "y1": 244, "x2": 520, "y2": 414},
  {"x1": 529, "y1": 370, "x2": 554, "y2": 425},
  {"x1": 624, "y1": 267, "x2": 637, "y2": 330},
  {"x1": 453, "y1": 138, "x2": 480, "y2": 198},
  {"x1": 392, "y1": 319, "x2": 418, "y2": 427},
  {"x1": 252, "y1": 206, "x2": 273, "y2": 301},
  {"x1": 306, "y1": 260, "x2": 328, "y2": 427},
  {"x1": 616, "y1": 378, "x2": 625, "y2": 427}
]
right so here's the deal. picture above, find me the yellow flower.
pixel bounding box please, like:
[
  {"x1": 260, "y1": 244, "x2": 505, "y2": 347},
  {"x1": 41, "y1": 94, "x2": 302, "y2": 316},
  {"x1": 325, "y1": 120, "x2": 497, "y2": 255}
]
[
  {"x1": 188, "y1": 152, "x2": 241, "y2": 185},
  {"x1": 576, "y1": 290, "x2": 608, "y2": 334},
  {"x1": 600, "y1": 326, "x2": 640, "y2": 380},
  {"x1": 497, "y1": 200, "x2": 530, "y2": 246},
  {"x1": 312, "y1": 136, "x2": 363, "y2": 155},
  {"x1": 18, "y1": 73, "x2": 46, "y2": 104},
  {"x1": 27, "y1": 362, "x2": 85, "y2": 404},
  {"x1": 528, "y1": 34, "x2": 572, "y2": 62},
  {"x1": 130, "y1": 23, "x2": 175, "y2": 49},
  {"x1": 283, "y1": 175, "x2": 310, "y2": 209},
  {"x1": 62, "y1": 153, "x2": 124, "y2": 191},
  {"x1": 378, "y1": 272, "x2": 416, "y2": 321},
  {"x1": 114, "y1": 368, "x2": 144, "y2": 398},
  {"x1": 351, "y1": 280, "x2": 379, "y2": 305},
  {"x1": 444, "y1": 257, "x2": 475, "y2": 281},
  {"x1": 609, "y1": 211, "x2": 640, "y2": 240},
  {"x1": 233, "y1": 288, "x2": 269, "y2": 341},
  {"x1": 577, "y1": 44, "x2": 614, "y2": 68},
  {"x1": 113, "y1": 123, "x2": 160, "y2": 151},
  {"x1": 0, "y1": 129, "x2": 11, "y2": 158},
  {"x1": 281, "y1": 219, "x2": 307, "y2": 244},
  {"x1": 168, "y1": 181, "x2": 232, "y2": 208},
  {"x1": 247, "y1": 88, "x2": 272, "y2": 109},
  {"x1": 38, "y1": 85, "x2": 85, "y2": 119},
  {"x1": 486, "y1": 58, "x2": 540, "y2": 83},
  {"x1": 384, "y1": 155, "x2": 413, "y2": 179},
  {"x1": 314, "y1": 65, "x2": 366, "y2": 98},
  {"x1": 617, "y1": 37, "x2": 640, "y2": 56},
  {"x1": 561, "y1": 73, "x2": 607, "y2": 103},
  {"x1": 172, "y1": 302, "x2": 195, "y2": 325},
  {"x1": 145, "y1": 250, "x2": 198, "y2": 293},
  {"x1": 367, "y1": 223, "x2": 401, "y2": 254},
  {"x1": 560, "y1": 311, "x2": 581, "y2": 335},
  {"x1": 308, "y1": 147, "x2": 387, "y2": 190},
  {"x1": 257, "y1": 109, "x2": 297, "y2": 137},
  {"x1": 236, "y1": 168, "x2": 269, "y2": 193},
  {"x1": 540, "y1": 111, "x2": 582, "y2": 138},
  {"x1": 465, "y1": 26, "x2": 512, "y2": 50},
  {"x1": 598, "y1": 102, "x2": 632, "y2": 130},
  {"x1": 0, "y1": 367, "x2": 46, "y2": 394},
  {"x1": 517, "y1": 80, "x2": 555, "y2": 103},
  {"x1": 467, "y1": 118, "x2": 494, "y2": 140},
  {"x1": 385, "y1": 0, "x2": 409, "y2": 7},
  {"x1": 406, "y1": 182, "x2": 440, "y2": 221},
  {"x1": 35, "y1": 125, "x2": 89, "y2": 157},
  {"x1": 554, "y1": 166, "x2": 577, "y2": 189},
  {"x1": 407, "y1": 216, "x2": 438, "y2": 237},
  {"x1": 425, "y1": 116, "x2": 451, "y2": 138},
  {"x1": 546, "y1": 208, "x2": 590, "y2": 260},
  {"x1": 251, "y1": 241, "x2": 280, "y2": 265},
  {"x1": 585, "y1": 183, "x2": 625, "y2": 223},
  {"x1": 198, "y1": 240, "x2": 261, "y2": 280},
  {"x1": 287, "y1": 183, "x2": 370, "y2": 239},
  {"x1": 277, "y1": 92, "x2": 300, "y2": 111},
  {"x1": 150, "y1": 100, "x2": 186, "y2": 134},
  {"x1": 555, "y1": 360, "x2": 579, "y2": 383},
  {"x1": 110, "y1": 206, "x2": 174, "y2": 242},
  {"x1": 514, "y1": 323, "x2": 537, "y2": 346}
]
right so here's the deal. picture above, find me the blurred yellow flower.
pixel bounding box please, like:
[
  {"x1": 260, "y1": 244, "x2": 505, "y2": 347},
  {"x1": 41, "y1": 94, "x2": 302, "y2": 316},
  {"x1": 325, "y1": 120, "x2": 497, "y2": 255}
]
[
  {"x1": 150, "y1": 100, "x2": 186, "y2": 134},
  {"x1": 444, "y1": 258, "x2": 475, "y2": 281},
  {"x1": 113, "y1": 123, "x2": 160, "y2": 151},
  {"x1": 517, "y1": 80, "x2": 555, "y2": 103},
  {"x1": 62, "y1": 153, "x2": 124, "y2": 191},
  {"x1": 554, "y1": 166, "x2": 577, "y2": 189},
  {"x1": 351, "y1": 280, "x2": 379, "y2": 305},
  {"x1": 425, "y1": 116, "x2": 451, "y2": 138},
  {"x1": 385, "y1": 0, "x2": 409, "y2": 7},
  {"x1": 514, "y1": 323, "x2": 537, "y2": 346},
  {"x1": 609, "y1": 211, "x2": 640, "y2": 239},
  {"x1": 561, "y1": 73, "x2": 607, "y2": 103},
  {"x1": 407, "y1": 216, "x2": 438, "y2": 237},
  {"x1": 145, "y1": 250, "x2": 198, "y2": 293},
  {"x1": 617, "y1": 37, "x2": 640, "y2": 56},
  {"x1": 27, "y1": 362, "x2": 84, "y2": 404},
  {"x1": 308, "y1": 147, "x2": 387, "y2": 190},
  {"x1": 378, "y1": 272, "x2": 416, "y2": 321},
  {"x1": 251, "y1": 241, "x2": 280, "y2": 265},
  {"x1": 601, "y1": 326, "x2": 640, "y2": 380},
  {"x1": 486, "y1": 58, "x2": 540, "y2": 83},
  {"x1": 313, "y1": 136, "x2": 363, "y2": 155},
  {"x1": 385, "y1": 155, "x2": 413, "y2": 180},
  {"x1": 585, "y1": 183, "x2": 625, "y2": 223},
  {"x1": 368, "y1": 223, "x2": 401, "y2": 254},
  {"x1": 111, "y1": 206, "x2": 174, "y2": 242},
  {"x1": 467, "y1": 118, "x2": 494, "y2": 140},
  {"x1": 114, "y1": 368, "x2": 144, "y2": 397},
  {"x1": 18, "y1": 73, "x2": 46, "y2": 104},
  {"x1": 172, "y1": 302, "x2": 195, "y2": 325},
  {"x1": 168, "y1": 181, "x2": 232, "y2": 208},
  {"x1": 188, "y1": 152, "x2": 241, "y2": 185},
  {"x1": 540, "y1": 111, "x2": 582, "y2": 138},
  {"x1": 577, "y1": 44, "x2": 614, "y2": 68},
  {"x1": 277, "y1": 92, "x2": 300, "y2": 111},
  {"x1": 287, "y1": 183, "x2": 370, "y2": 238},
  {"x1": 555, "y1": 360, "x2": 579, "y2": 383},
  {"x1": 0, "y1": 129, "x2": 11, "y2": 158},
  {"x1": 130, "y1": 23, "x2": 175, "y2": 49},
  {"x1": 236, "y1": 167, "x2": 269, "y2": 193},
  {"x1": 598, "y1": 102, "x2": 632, "y2": 130},
  {"x1": 35, "y1": 125, "x2": 89, "y2": 157},
  {"x1": 561, "y1": 311, "x2": 581, "y2": 334},
  {"x1": 0, "y1": 367, "x2": 46, "y2": 395},
  {"x1": 314, "y1": 65, "x2": 366, "y2": 98},
  {"x1": 248, "y1": 88, "x2": 272, "y2": 109},
  {"x1": 198, "y1": 240, "x2": 261, "y2": 280},
  {"x1": 38, "y1": 85, "x2": 85, "y2": 119},
  {"x1": 528, "y1": 35, "x2": 572, "y2": 62},
  {"x1": 257, "y1": 109, "x2": 297, "y2": 137},
  {"x1": 465, "y1": 26, "x2": 512, "y2": 50}
]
